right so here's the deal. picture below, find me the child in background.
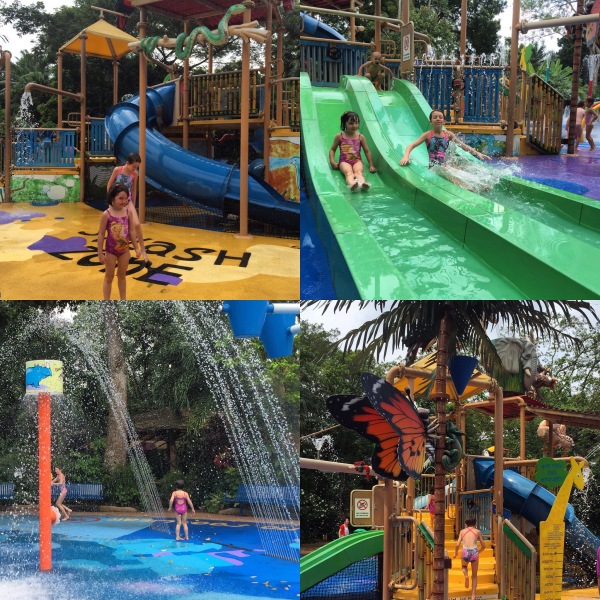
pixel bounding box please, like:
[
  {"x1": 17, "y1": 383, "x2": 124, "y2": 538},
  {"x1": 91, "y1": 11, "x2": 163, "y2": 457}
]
[
  {"x1": 357, "y1": 51, "x2": 395, "y2": 90},
  {"x1": 584, "y1": 97, "x2": 598, "y2": 151},
  {"x1": 169, "y1": 480, "x2": 196, "y2": 541},
  {"x1": 51, "y1": 467, "x2": 72, "y2": 521},
  {"x1": 428, "y1": 487, "x2": 435, "y2": 518},
  {"x1": 98, "y1": 184, "x2": 139, "y2": 300},
  {"x1": 329, "y1": 111, "x2": 377, "y2": 191},
  {"x1": 106, "y1": 152, "x2": 149, "y2": 265}
]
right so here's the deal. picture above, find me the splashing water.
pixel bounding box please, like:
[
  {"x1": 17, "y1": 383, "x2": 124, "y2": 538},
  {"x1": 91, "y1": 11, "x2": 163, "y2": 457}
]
[
  {"x1": 170, "y1": 301, "x2": 299, "y2": 561},
  {"x1": 431, "y1": 141, "x2": 522, "y2": 194}
]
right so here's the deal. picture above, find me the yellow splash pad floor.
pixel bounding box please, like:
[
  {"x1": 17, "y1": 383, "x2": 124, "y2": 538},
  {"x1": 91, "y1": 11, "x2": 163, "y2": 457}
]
[{"x1": 0, "y1": 202, "x2": 299, "y2": 299}]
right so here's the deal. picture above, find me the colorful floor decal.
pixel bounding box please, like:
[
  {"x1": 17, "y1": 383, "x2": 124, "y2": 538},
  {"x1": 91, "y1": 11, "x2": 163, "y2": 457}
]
[
  {"x1": 0, "y1": 202, "x2": 299, "y2": 299},
  {"x1": 0, "y1": 515, "x2": 299, "y2": 600}
]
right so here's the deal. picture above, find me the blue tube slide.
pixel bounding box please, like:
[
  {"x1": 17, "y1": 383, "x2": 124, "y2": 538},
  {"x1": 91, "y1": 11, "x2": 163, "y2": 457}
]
[
  {"x1": 301, "y1": 12, "x2": 346, "y2": 40},
  {"x1": 473, "y1": 458, "x2": 599, "y2": 576},
  {"x1": 104, "y1": 82, "x2": 299, "y2": 229}
]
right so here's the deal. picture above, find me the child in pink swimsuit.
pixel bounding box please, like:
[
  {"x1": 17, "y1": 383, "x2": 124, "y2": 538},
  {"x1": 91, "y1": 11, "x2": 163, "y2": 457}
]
[
  {"x1": 453, "y1": 517, "x2": 486, "y2": 600},
  {"x1": 329, "y1": 111, "x2": 377, "y2": 191},
  {"x1": 168, "y1": 480, "x2": 196, "y2": 541},
  {"x1": 584, "y1": 97, "x2": 598, "y2": 151},
  {"x1": 97, "y1": 184, "x2": 138, "y2": 300},
  {"x1": 106, "y1": 152, "x2": 149, "y2": 265}
]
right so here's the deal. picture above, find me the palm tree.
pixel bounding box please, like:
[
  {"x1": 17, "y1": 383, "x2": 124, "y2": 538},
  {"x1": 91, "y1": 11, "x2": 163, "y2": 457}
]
[{"x1": 303, "y1": 300, "x2": 597, "y2": 600}]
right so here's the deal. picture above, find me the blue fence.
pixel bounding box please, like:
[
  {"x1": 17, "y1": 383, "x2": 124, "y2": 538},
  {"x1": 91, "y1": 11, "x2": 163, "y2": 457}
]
[
  {"x1": 301, "y1": 39, "x2": 505, "y2": 124},
  {"x1": 11, "y1": 123, "x2": 112, "y2": 168}
]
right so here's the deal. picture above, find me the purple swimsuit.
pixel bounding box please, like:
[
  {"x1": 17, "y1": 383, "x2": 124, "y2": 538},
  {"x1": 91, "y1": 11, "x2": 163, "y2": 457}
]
[
  {"x1": 338, "y1": 133, "x2": 362, "y2": 166},
  {"x1": 104, "y1": 208, "x2": 130, "y2": 257}
]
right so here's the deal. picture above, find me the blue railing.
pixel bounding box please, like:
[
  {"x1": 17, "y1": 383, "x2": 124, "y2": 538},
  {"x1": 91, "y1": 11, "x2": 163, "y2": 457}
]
[
  {"x1": 11, "y1": 123, "x2": 112, "y2": 168},
  {"x1": 301, "y1": 38, "x2": 505, "y2": 124}
]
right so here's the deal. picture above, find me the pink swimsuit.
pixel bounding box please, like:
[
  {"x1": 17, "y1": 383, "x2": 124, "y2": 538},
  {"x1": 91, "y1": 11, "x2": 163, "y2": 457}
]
[
  {"x1": 114, "y1": 166, "x2": 135, "y2": 203},
  {"x1": 338, "y1": 133, "x2": 362, "y2": 166},
  {"x1": 174, "y1": 496, "x2": 187, "y2": 515},
  {"x1": 104, "y1": 208, "x2": 130, "y2": 257}
]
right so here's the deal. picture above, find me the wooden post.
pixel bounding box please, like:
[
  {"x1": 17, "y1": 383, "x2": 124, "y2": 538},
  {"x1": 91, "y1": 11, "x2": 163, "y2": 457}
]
[
  {"x1": 57, "y1": 52, "x2": 63, "y2": 128},
  {"x1": 2, "y1": 49, "x2": 11, "y2": 203},
  {"x1": 79, "y1": 34, "x2": 87, "y2": 202},
  {"x1": 382, "y1": 477, "x2": 393, "y2": 600},
  {"x1": 236, "y1": 1, "x2": 253, "y2": 238},
  {"x1": 375, "y1": 0, "x2": 381, "y2": 53},
  {"x1": 460, "y1": 0, "x2": 467, "y2": 56},
  {"x1": 519, "y1": 400, "x2": 526, "y2": 476},
  {"x1": 137, "y1": 8, "x2": 147, "y2": 224},
  {"x1": 263, "y1": 4, "x2": 273, "y2": 183},
  {"x1": 505, "y1": 0, "x2": 520, "y2": 156},
  {"x1": 113, "y1": 60, "x2": 119, "y2": 106},
  {"x1": 493, "y1": 385, "x2": 504, "y2": 580},
  {"x1": 183, "y1": 20, "x2": 190, "y2": 151},
  {"x1": 567, "y1": 0, "x2": 584, "y2": 155},
  {"x1": 39, "y1": 392, "x2": 52, "y2": 571}
]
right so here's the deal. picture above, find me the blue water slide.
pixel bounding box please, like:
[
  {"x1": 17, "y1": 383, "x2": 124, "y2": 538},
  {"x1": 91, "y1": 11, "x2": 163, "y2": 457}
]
[
  {"x1": 104, "y1": 82, "x2": 299, "y2": 229},
  {"x1": 301, "y1": 12, "x2": 346, "y2": 40},
  {"x1": 473, "y1": 458, "x2": 599, "y2": 576}
]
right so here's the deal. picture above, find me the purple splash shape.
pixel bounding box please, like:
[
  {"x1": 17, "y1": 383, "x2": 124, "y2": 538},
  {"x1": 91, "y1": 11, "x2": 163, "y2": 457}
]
[
  {"x1": 148, "y1": 273, "x2": 182, "y2": 285},
  {"x1": 0, "y1": 210, "x2": 46, "y2": 225},
  {"x1": 28, "y1": 235, "x2": 90, "y2": 253},
  {"x1": 207, "y1": 552, "x2": 244, "y2": 566}
]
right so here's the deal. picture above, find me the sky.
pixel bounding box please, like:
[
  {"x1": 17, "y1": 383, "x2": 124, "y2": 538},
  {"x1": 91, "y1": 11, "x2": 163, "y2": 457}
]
[
  {"x1": 301, "y1": 301, "x2": 600, "y2": 364},
  {"x1": 1, "y1": 1, "x2": 75, "y2": 59},
  {"x1": 1, "y1": 2, "x2": 562, "y2": 60}
]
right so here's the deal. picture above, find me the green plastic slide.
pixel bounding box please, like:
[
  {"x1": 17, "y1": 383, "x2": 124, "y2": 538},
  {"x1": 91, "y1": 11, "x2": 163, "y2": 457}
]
[
  {"x1": 300, "y1": 530, "x2": 383, "y2": 592},
  {"x1": 301, "y1": 73, "x2": 600, "y2": 299}
]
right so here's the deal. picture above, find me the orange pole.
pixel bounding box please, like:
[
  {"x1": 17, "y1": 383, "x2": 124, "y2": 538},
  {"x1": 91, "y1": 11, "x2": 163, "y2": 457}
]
[
  {"x1": 2, "y1": 48, "x2": 11, "y2": 203},
  {"x1": 39, "y1": 392, "x2": 52, "y2": 571},
  {"x1": 183, "y1": 20, "x2": 190, "y2": 151},
  {"x1": 79, "y1": 34, "x2": 87, "y2": 203},
  {"x1": 262, "y1": 3, "x2": 273, "y2": 183}
]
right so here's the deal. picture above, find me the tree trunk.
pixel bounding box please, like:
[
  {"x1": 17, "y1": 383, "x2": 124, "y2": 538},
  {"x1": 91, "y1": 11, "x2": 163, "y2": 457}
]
[
  {"x1": 431, "y1": 308, "x2": 451, "y2": 600},
  {"x1": 567, "y1": 0, "x2": 584, "y2": 155},
  {"x1": 103, "y1": 302, "x2": 128, "y2": 471}
]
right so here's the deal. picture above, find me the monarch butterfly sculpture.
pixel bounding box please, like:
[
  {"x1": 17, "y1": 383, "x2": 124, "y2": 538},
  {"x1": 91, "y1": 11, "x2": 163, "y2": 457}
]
[{"x1": 327, "y1": 373, "x2": 464, "y2": 481}]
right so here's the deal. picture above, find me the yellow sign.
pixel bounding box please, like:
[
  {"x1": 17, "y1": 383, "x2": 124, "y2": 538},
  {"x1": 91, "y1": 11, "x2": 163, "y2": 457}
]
[
  {"x1": 25, "y1": 360, "x2": 64, "y2": 394},
  {"x1": 539, "y1": 520, "x2": 565, "y2": 600}
]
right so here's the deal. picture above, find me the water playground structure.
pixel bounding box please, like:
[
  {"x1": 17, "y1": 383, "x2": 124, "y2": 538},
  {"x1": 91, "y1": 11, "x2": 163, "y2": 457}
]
[
  {"x1": 300, "y1": 348, "x2": 600, "y2": 600},
  {"x1": 300, "y1": 1, "x2": 600, "y2": 299},
  {"x1": 1, "y1": 1, "x2": 300, "y2": 235},
  {"x1": 2, "y1": 302, "x2": 299, "y2": 598}
]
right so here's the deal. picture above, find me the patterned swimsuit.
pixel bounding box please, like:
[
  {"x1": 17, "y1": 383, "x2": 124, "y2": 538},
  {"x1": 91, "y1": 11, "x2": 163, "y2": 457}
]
[
  {"x1": 427, "y1": 130, "x2": 450, "y2": 167},
  {"x1": 461, "y1": 527, "x2": 479, "y2": 562},
  {"x1": 114, "y1": 166, "x2": 135, "y2": 203},
  {"x1": 338, "y1": 133, "x2": 362, "y2": 166},
  {"x1": 104, "y1": 208, "x2": 130, "y2": 257}
]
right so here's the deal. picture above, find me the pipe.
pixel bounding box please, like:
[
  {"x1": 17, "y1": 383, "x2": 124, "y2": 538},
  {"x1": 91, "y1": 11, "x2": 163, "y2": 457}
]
[
  {"x1": 298, "y1": 5, "x2": 405, "y2": 26},
  {"x1": 2, "y1": 48, "x2": 11, "y2": 203},
  {"x1": 79, "y1": 33, "x2": 86, "y2": 202},
  {"x1": 300, "y1": 457, "x2": 382, "y2": 478},
  {"x1": 517, "y1": 13, "x2": 599, "y2": 33},
  {"x1": 24, "y1": 82, "x2": 83, "y2": 102}
]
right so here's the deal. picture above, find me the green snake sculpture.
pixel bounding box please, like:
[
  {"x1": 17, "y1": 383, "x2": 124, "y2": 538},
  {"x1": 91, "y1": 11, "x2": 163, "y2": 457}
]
[{"x1": 140, "y1": 4, "x2": 247, "y2": 58}]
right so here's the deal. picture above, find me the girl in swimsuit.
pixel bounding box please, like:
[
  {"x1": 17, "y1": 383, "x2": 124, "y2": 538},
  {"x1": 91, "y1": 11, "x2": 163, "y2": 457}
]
[
  {"x1": 453, "y1": 517, "x2": 485, "y2": 600},
  {"x1": 168, "y1": 480, "x2": 195, "y2": 541},
  {"x1": 329, "y1": 111, "x2": 377, "y2": 191},
  {"x1": 51, "y1": 467, "x2": 72, "y2": 521},
  {"x1": 98, "y1": 184, "x2": 139, "y2": 300},
  {"x1": 106, "y1": 152, "x2": 149, "y2": 265}
]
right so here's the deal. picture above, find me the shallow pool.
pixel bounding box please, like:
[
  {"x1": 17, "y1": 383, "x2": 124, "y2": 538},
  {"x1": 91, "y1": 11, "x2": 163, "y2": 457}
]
[{"x1": 0, "y1": 515, "x2": 299, "y2": 600}]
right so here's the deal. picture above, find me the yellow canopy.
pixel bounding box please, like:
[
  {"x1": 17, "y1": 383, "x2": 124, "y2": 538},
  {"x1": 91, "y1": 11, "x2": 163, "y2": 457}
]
[
  {"x1": 59, "y1": 18, "x2": 138, "y2": 59},
  {"x1": 392, "y1": 352, "x2": 492, "y2": 402}
]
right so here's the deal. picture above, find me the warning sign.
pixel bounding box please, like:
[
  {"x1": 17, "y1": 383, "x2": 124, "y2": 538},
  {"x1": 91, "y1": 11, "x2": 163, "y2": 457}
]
[
  {"x1": 355, "y1": 497, "x2": 371, "y2": 518},
  {"x1": 400, "y1": 21, "x2": 414, "y2": 74}
]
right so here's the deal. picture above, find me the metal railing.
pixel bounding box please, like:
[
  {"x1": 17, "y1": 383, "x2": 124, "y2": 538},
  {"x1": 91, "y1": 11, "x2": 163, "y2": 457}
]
[
  {"x1": 458, "y1": 488, "x2": 493, "y2": 539},
  {"x1": 189, "y1": 69, "x2": 263, "y2": 119},
  {"x1": 500, "y1": 518, "x2": 537, "y2": 600},
  {"x1": 270, "y1": 77, "x2": 300, "y2": 129},
  {"x1": 390, "y1": 516, "x2": 419, "y2": 590},
  {"x1": 415, "y1": 520, "x2": 449, "y2": 600},
  {"x1": 526, "y1": 74, "x2": 564, "y2": 153}
]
